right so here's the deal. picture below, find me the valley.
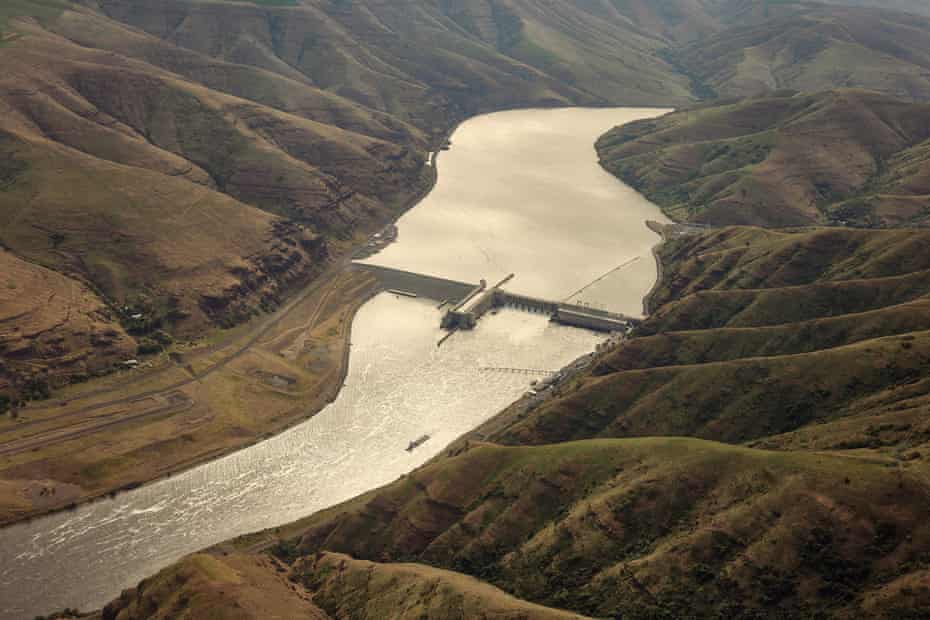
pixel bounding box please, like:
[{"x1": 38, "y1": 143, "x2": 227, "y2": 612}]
[
  {"x1": 119, "y1": 223, "x2": 930, "y2": 620},
  {"x1": 2, "y1": 0, "x2": 930, "y2": 618},
  {"x1": 0, "y1": 106, "x2": 665, "y2": 619}
]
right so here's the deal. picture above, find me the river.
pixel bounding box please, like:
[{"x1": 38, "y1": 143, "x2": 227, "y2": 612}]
[{"x1": 0, "y1": 107, "x2": 669, "y2": 619}]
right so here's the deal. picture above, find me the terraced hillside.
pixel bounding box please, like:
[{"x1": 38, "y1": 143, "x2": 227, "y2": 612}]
[
  {"x1": 95, "y1": 225, "x2": 930, "y2": 619},
  {"x1": 597, "y1": 90, "x2": 930, "y2": 227}
]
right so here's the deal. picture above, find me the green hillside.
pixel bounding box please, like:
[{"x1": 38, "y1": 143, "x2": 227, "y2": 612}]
[
  {"x1": 96, "y1": 224, "x2": 930, "y2": 619},
  {"x1": 597, "y1": 90, "x2": 930, "y2": 226}
]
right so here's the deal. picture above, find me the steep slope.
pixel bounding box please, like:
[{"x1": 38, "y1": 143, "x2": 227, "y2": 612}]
[
  {"x1": 496, "y1": 226, "x2": 930, "y2": 448},
  {"x1": 284, "y1": 439, "x2": 930, "y2": 619},
  {"x1": 0, "y1": 112, "x2": 332, "y2": 336},
  {"x1": 85, "y1": 0, "x2": 694, "y2": 109},
  {"x1": 80, "y1": 0, "x2": 930, "y2": 109},
  {"x1": 674, "y1": 5, "x2": 930, "y2": 101},
  {"x1": 1, "y1": 22, "x2": 429, "y2": 227},
  {"x1": 0, "y1": 0, "x2": 702, "y2": 403},
  {"x1": 0, "y1": 3, "x2": 436, "y2": 403},
  {"x1": 597, "y1": 90, "x2": 930, "y2": 226},
  {"x1": 93, "y1": 224, "x2": 930, "y2": 619},
  {"x1": 0, "y1": 249, "x2": 134, "y2": 410}
]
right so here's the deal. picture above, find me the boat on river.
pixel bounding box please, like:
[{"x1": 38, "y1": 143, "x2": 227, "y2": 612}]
[{"x1": 406, "y1": 435, "x2": 430, "y2": 452}]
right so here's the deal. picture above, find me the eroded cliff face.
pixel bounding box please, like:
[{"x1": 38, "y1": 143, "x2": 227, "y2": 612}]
[{"x1": 197, "y1": 221, "x2": 329, "y2": 330}]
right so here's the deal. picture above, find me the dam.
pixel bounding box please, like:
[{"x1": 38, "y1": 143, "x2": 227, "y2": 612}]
[
  {"x1": 354, "y1": 263, "x2": 639, "y2": 333},
  {"x1": 0, "y1": 107, "x2": 670, "y2": 620}
]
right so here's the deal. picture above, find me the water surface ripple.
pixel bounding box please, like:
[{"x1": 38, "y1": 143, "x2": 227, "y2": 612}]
[{"x1": 0, "y1": 107, "x2": 669, "y2": 618}]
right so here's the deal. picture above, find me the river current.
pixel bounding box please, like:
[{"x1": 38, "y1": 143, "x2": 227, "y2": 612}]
[{"x1": 0, "y1": 107, "x2": 669, "y2": 618}]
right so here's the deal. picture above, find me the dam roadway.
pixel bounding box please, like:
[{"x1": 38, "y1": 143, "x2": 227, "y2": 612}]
[{"x1": 354, "y1": 263, "x2": 640, "y2": 333}]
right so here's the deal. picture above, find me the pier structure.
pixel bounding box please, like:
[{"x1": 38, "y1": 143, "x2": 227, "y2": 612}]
[{"x1": 353, "y1": 263, "x2": 639, "y2": 333}]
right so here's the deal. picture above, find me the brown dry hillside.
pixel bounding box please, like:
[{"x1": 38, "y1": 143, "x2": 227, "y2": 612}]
[
  {"x1": 498, "y1": 227, "x2": 930, "y2": 448},
  {"x1": 0, "y1": 249, "x2": 134, "y2": 403},
  {"x1": 673, "y1": 5, "x2": 930, "y2": 101},
  {"x1": 81, "y1": 0, "x2": 693, "y2": 109},
  {"x1": 101, "y1": 550, "x2": 591, "y2": 620},
  {"x1": 99, "y1": 553, "x2": 332, "y2": 620},
  {"x1": 0, "y1": 0, "x2": 718, "y2": 404},
  {"x1": 0, "y1": 18, "x2": 428, "y2": 334},
  {"x1": 0, "y1": 4, "x2": 432, "y2": 403},
  {"x1": 6, "y1": 1, "x2": 930, "y2": 402},
  {"x1": 597, "y1": 90, "x2": 930, "y2": 227}
]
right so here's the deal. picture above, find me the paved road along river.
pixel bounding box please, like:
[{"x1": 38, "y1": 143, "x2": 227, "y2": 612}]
[{"x1": 0, "y1": 107, "x2": 670, "y2": 618}]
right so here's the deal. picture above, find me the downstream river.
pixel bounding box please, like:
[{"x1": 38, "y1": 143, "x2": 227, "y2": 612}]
[{"x1": 0, "y1": 107, "x2": 669, "y2": 619}]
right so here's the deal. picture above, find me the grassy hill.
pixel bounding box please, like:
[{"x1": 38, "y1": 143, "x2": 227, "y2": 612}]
[
  {"x1": 496, "y1": 227, "x2": 930, "y2": 446},
  {"x1": 92, "y1": 224, "x2": 930, "y2": 619},
  {"x1": 0, "y1": 0, "x2": 726, "y2": 404},
  {"x1": 102, "y1": 550, "x2": 590, "y2": 620},
  {"x1": 673, "y1": 5, "x2": 930, "y2": 101},
  {"x1": 0, "y1": 249, "x2": 135, "y2": 405},
  {"x1": 597, "y1": 90, "x2": 930, "y2": 227},
  {"x1": 103, "y1": 438, "x2": 930, "y2": 619},
  {"x1": 5, "y1": 0, "x2": 930, "y2": 401}
]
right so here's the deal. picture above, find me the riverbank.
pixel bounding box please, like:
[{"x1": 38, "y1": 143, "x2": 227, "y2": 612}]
[
  {"x1": 2, "y1": 106, "x2": 675, "y2": 620},
  {"x1": 0, "y1": 125, "x2": 454, "y2": 528},
  {"x1": 642, "y1": 220, "x2": 711, "y2": 316},
  {"x1": 643, "y1": 220, "x2": 669, "y2": 316},
  {"x1": 0, "y1": 269, "x2": 378, "y2": 527}
]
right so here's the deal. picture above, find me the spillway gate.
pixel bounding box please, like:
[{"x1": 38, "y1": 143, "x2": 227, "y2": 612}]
[{"x1": 353, "y1": 263, "x2": 640, "y2": 333}]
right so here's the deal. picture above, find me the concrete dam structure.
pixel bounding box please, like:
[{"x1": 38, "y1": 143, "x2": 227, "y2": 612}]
[
  {"x1": 353, "y1": 263, "x2": 478, "y2": 304},
  {"x1": 354, "y1": 263, "x2": 638, "y2": 333}
]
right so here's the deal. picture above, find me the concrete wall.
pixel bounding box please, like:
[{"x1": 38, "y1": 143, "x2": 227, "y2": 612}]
[
  {"x1": 355, "y1": 263, "x2": 637, "y2": 334},
  {"x1": 553, "y1": 308, "x2": 631, "y2": 332},
  {"x1": 495, "y1": 291, "x2": 558, "y2": 314},
  {"x1": 354, "y1": 264, "x2": 477, "y2": 303}
]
